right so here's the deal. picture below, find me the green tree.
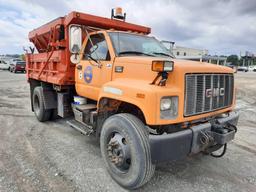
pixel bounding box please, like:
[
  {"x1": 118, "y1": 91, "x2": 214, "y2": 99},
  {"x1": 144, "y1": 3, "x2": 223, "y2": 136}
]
[
  {"x1": 20, "y1": 54, "x2": 25, "y2": 61},
  {"x1": 227, "y1": 55, "x2": 239, "y2": 66}
]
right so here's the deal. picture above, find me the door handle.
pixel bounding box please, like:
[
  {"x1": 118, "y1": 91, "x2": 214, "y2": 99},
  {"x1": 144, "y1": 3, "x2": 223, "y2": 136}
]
[{"x1": 76, "y1": 65, "x2": 82, "y2": 70}]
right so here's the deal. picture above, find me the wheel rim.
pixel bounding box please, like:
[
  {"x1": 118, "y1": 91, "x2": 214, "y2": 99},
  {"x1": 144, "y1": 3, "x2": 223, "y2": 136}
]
[
  {"x1": 107, "y1": 132, "x2": 131, "y2": 173},
  {"x1": 34, "y1": 95, "x2": 40, "y2": 116}
]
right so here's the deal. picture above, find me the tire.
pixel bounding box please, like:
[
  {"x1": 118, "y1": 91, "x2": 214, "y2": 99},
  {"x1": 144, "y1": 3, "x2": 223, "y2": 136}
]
[
  {"x1": 33, "y1": 87, "x2": 52, "y2": 122},
  {"x1": 100, "y1": 113, "x2": 155, "y2": 189}
]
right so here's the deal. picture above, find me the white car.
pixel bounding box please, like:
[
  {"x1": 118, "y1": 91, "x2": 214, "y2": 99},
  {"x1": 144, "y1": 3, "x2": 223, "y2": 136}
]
[
  {"x1": 248, "y1": 66, "x2": 253, "y2": 72},
  {"x1": 237, "y1": 66, "x2": 248, "y2": 72},
  {"x1": 7, "y1": 58, "x2": 23, "y2": 71},
  {"x1": 0, "y1": 60, "x2": 9, "y2": 70}
]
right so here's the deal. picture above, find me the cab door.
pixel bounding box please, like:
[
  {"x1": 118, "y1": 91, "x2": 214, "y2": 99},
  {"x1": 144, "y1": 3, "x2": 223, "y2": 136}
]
[{"x1": 75, "y1": 32, "x2": 114, "y2": 101}]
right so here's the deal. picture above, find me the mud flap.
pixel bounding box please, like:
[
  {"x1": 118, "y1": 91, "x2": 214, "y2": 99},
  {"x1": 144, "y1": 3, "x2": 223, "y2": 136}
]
[{"x1": 41, "y1": 88, "x2": 57, "y2": 110}]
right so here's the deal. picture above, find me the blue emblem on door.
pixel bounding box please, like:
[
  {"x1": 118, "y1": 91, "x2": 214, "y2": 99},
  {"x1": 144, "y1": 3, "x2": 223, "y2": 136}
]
[{"x1": 84, "y1": 66, "x2": 93, "y2": 83}]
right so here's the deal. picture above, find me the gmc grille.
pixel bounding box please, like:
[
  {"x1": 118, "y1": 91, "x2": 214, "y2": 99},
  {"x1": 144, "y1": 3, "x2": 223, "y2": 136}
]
[{"x1": 184, "y1": 73, "x2": 234, "y2": 117}]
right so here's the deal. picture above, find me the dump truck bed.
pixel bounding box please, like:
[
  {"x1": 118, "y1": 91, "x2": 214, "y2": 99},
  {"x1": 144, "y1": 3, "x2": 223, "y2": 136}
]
[{"x1": 26, "y1": 11, "x2": 151, "y2": 85}]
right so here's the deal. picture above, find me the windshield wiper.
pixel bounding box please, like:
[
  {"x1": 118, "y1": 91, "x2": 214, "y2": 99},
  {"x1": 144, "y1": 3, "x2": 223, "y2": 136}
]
[
  {"x1": 151, "y1": 52, "x2": 173, "y2": 58},
  {"x1": 118, "y1": 51, "x2": 155, "y2": 57}
]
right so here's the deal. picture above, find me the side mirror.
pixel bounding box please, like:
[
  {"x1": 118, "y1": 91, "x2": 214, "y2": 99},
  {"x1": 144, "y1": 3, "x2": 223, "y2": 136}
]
[{"x1": 69, "y1": 25, "x2": 82, "y2": 54}]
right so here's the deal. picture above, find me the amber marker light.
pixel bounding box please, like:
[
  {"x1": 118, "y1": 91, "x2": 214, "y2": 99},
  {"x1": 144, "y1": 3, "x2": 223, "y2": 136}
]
[
  {"x1": 152, "y1": 61, "x2": 174, "y2": 72},
  {"x1": 136, "y1": 93, "x2": 145, "y2": 99},
  {"x1": 115, "y1": 7, "x2": 123, "y2": 16}
]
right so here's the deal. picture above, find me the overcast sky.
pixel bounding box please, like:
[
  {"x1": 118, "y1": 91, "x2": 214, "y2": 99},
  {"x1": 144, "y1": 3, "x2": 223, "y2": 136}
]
[{"x1": 0, "y1": 0, "x2": 255, "y2": 55}]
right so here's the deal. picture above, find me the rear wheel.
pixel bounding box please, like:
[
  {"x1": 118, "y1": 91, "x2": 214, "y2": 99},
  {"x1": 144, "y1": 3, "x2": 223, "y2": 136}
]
[
  {"x1": 100, "y1": 113, "x2": 155, "y2": 189},
  {"x1": 33, "y1": 87, "x2": 52, "y2": 122}
]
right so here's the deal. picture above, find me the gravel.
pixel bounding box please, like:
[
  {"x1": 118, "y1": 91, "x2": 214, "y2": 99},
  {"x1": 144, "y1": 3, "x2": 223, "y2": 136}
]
[{"x1": 0, "y1": 71, "x2": 256, "y2": 192}]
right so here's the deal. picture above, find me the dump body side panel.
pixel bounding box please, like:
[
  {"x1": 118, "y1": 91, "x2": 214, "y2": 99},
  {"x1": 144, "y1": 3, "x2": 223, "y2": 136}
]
[{"x1": 26, "y1": 50, "x2": 75, "y2": 85}]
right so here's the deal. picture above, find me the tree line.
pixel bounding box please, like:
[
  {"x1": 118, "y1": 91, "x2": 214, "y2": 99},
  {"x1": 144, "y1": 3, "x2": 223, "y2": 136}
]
[{"x1": 227, "y1": 55, "x2": 255, "y2": 66}]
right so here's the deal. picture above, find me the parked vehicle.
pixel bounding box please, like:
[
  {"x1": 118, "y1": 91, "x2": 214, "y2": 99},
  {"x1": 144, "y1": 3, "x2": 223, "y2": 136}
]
[
  {"x1": 0, "y1": 60, "x2": 9, "y2": 70},
  {"x1": 248, "y1": 66, "x2": 256, "y2": 72},
  {"x1": 9, "y1": 61, "x2": 26, "y2": 73},
  {"x1": 26, "y1": 9, "x2": 239, "y2": 189},
  {"x1": 237, "y1": 66, "x2": 248, "y2": 72},
  {"x1": 8, "y1": 58, "x2": 23, "y2": 71}
]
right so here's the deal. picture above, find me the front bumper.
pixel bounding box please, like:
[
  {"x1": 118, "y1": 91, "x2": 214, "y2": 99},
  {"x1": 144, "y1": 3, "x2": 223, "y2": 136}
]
[{"x1": 149, "y1": 111, "x2": 239, "y2": 163}]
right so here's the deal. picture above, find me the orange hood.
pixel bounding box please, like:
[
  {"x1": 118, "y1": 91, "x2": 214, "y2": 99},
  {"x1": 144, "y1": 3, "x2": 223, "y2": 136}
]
[{"x1": 113, "y1": 56, "x2": 233, "y2": 82}]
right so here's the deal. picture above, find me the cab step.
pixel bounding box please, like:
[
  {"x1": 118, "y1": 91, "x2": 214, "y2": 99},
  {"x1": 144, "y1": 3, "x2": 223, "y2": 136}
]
[
  {"x1": 74, "y1": 104, "x2": 97, "y2": 111},
  {"x1": 72, "y1": 103, "x2": 97, "y2": 124},
  {"x1": 67, "y1": 119, "x2": 94, "y2": 136}
]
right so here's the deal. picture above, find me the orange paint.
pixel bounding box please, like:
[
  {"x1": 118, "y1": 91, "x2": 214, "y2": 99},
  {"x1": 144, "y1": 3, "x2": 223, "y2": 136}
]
[
  {"x1": 26, "y1": 11, "x2": 236, "y2": 126},
  {"x1": 76, "y1": 32, "x2": 235, "y2": 125}
]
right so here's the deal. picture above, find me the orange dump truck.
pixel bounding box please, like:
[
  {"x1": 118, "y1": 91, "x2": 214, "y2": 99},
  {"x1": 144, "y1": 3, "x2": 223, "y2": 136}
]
[{"x1": 26, "y1": 8, "x2": 239, "y2": 189}]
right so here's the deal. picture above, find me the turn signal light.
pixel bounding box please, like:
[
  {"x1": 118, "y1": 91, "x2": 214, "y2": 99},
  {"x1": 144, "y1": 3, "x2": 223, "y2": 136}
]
[{"x1": 152, "y1": 61, "x2": 174, "y2": 72}]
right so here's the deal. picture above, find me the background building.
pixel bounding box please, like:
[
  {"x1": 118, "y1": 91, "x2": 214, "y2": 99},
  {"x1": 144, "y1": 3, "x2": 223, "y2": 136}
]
[
  {"x1": 0, "y1": 54, "x2": 21, "y2": 64},
  {"x1": 173, "y1": 46, "x2": 208, "y2": 57},
  {"x1": 240, "y1": 51, "x2": 255, "y2": 67},
  {"x1": 173, "y1": 46, "x2": 227, "y2": 65},
  {"x1": 162, "y1": 42, "x2": 227, "y2": 65}
]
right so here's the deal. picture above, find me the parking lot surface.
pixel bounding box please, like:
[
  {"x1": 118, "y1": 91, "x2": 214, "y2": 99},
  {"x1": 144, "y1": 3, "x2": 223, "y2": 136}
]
[{"x1": 0, "y1": 70, "x2": 256, "y2": 192}]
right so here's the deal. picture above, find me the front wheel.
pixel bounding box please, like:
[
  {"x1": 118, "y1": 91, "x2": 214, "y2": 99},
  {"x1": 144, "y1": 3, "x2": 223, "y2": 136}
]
[{"x1": 100, "y1": 113, "x2": 155, "y2": 190}]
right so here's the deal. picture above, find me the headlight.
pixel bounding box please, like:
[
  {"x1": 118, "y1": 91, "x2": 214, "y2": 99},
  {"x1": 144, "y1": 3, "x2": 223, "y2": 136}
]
[
  {"x1": 160, "y1": 96, "x2": 178, "y2": 119},
  {"x1": 160, "y1": 97, "x2": 172, "y2": 111}
]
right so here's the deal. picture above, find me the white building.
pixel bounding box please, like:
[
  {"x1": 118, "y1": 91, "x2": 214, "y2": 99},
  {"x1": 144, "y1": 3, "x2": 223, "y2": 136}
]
[
  {"x1": 174, "y1": 46, "x2": 227, "y2": 65},
  {"x1": 162, "y1": 42, "x2": 227, "y2": 65},
  {"x1": 173, "y1": 46, "x2": 208, "y2": 57}
]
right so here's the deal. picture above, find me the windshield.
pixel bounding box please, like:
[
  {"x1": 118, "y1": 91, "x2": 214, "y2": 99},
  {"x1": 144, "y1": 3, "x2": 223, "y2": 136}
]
[
  {"x1": 16, "y1": 62, "x2": 25, "y2": 65},
  {"x1": 108, "y1": 32, "x2": 174, "y2": 58}
]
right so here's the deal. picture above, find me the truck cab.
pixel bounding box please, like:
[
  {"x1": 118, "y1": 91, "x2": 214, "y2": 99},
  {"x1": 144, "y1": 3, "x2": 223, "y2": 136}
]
[
  {"x1": 26, "y1": 9, "x2": 239, "y2": 190},
  {"x1": 72, "y1": 28, "x2": 237, "y2": 125}
]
